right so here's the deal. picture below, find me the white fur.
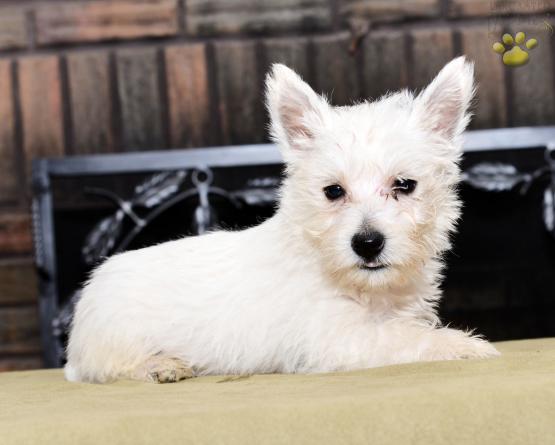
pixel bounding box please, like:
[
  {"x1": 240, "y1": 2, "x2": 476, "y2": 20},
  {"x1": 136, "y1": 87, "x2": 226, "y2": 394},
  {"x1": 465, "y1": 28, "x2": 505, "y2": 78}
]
[{"x1": 65, "y1": 57, "x2": 499, "y2": 383}]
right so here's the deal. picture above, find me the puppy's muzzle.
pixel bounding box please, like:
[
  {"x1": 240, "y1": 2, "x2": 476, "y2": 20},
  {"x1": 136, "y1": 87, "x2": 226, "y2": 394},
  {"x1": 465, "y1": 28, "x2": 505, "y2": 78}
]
[{"x1": 351, "y1": 231, "x2": 385, "y2": 263}]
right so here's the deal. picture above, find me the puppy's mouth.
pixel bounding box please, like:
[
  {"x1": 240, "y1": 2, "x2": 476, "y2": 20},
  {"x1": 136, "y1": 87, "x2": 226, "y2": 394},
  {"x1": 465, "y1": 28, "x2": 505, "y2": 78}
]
[{"x1": 359, "y1": 261, "x2": 389, "y2": 271}]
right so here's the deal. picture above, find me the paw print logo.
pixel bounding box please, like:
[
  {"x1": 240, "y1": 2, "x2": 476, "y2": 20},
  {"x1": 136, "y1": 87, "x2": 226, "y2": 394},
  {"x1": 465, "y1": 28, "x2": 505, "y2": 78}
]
[{"x1": 492, "y1": 32, "x2": 538, "y2": 67}]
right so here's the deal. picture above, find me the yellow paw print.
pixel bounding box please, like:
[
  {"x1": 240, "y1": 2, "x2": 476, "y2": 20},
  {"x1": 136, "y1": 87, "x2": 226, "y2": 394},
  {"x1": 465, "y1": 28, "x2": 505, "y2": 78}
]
[{"x1": 492, "y1": 32, "x2": 538, "y2": 67}]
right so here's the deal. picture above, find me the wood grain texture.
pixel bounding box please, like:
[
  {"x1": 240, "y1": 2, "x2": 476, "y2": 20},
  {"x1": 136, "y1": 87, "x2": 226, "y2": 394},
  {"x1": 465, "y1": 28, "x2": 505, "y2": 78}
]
[
  {"x1": 0, "y1": 6, "x2": 27, "y2": 50},
  {"x1": 312, "y1": 33, "x2": 361, "y2": 106},
  {"x1": 36, "y1": 0, "x2": 178, "y2": 45},
  {"x1": 449, "y1": 0, "x2": 555, "y2": 17},
  {"x1": 460, "y1": 25, "x2": 507, "y2": 129},
  {"x1": 0, "y1": 213, "x2": 33, "y2": 255},
  {"x1": 165, "y1": 44, "x2": 213, "y2": 148},
  {"x1": 19, "y1": 55, "x2": 65, "y2": 178},
  {"x1": 214, "y1": 40, "x2": 265, "y2": 144},
  {"x1": 0, "y1": 306, "x2": 40, "y2": 355},
  {"x1": 0, "y1": 259, "x2": 37, "y2": 306},
  {"x1": 410, "y1": 28, "x2": 454, "y2": 90},
  {"x1": 362, "y1": 30, "x2": 408, "y2": 100},
  {"x1": 0, "y1": 355, "x2": 43, "y2": 372},
  {"x1": 186, "y1": 0, "x2": 331, "y2": 36},
  {"x1": 341, "y1": 0, "x2": 440, "y2": 22},
  {"x1": 116, "y1": 48, "x2": 165, "y2": 151},
  {"x1": 0, "y1": 59, "x2": 18, "y2": 203},
  {"x1": 509, "y1": 26, "x2": 555, "y2": 126},
  {"x1": 262, "y1": 37, "x2": 311, "y2": 83},
  {"x1": 67, "y1": 51, "x2": 114, "y2": 154}
]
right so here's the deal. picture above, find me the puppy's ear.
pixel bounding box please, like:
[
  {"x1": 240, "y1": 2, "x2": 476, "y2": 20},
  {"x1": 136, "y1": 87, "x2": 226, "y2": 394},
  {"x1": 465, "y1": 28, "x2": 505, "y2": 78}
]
[
  {"x1": 266, "y1": 64, "x2": 329, "y2": 158},
  {"x1": 415, "y1": 56, "x2": 475, "y2": 142}
]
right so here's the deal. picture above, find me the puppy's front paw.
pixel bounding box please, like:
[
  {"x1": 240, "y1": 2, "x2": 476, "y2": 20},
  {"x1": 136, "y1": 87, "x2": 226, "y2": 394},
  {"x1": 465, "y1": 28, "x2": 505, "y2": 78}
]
[
  {"x1": 137, "y1": 356, "x2": 194, "y2": 383},
  {"x1": 453, "y1": 335, "x2": 500, "y2": 360},
  {"x1": 426, "y1": 328, "x2": 500, "y2": 361}
]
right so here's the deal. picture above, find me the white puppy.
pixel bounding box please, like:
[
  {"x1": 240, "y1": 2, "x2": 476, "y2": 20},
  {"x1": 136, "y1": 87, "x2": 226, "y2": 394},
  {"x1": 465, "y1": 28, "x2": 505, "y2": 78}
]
[{"x1": 65, "y1": 57, "x2": 499, "y2": 383}]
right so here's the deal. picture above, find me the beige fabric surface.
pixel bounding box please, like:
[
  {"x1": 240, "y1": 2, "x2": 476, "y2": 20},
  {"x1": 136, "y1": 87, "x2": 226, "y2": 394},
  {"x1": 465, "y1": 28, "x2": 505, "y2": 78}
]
[{"x1": 1, "y1": 338, "x2": 554, "y2": 444}]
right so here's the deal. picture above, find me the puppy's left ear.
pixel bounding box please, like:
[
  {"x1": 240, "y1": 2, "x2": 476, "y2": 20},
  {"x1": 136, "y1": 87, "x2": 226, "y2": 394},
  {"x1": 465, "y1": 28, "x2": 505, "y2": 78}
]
[{"x1": 415, "y1": 56, "x2": 475, "y2": 142}]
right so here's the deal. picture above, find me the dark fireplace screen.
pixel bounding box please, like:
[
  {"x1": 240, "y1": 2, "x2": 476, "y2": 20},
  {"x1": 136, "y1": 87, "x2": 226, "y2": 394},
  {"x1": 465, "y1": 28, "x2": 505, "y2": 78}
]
[{"x1": 32, "y1": 128, "x2": 555, "y2": 367}]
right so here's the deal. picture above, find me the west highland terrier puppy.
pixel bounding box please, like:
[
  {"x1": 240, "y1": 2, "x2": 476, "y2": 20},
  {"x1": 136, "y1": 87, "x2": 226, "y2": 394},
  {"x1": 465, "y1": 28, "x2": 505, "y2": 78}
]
[{"x1": 65, "y1": 56, "x2": 499, "y2": 384}]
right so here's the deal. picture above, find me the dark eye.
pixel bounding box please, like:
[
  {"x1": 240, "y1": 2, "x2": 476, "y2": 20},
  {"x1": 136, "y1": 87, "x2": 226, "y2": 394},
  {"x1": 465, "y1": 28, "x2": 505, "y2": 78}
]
[
  {"x1": 392, "y1": 178, "x2": 417, "y2": 196},
  {"x1": 323, "y1": 184, "x2": 346, "y2": 201}
]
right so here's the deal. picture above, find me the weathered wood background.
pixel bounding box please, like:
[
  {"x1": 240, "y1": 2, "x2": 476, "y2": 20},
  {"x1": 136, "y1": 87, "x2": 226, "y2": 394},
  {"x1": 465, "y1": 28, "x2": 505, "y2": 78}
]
[{"x1": 0, "y1": 0, "x2": 554, "y2": 371}]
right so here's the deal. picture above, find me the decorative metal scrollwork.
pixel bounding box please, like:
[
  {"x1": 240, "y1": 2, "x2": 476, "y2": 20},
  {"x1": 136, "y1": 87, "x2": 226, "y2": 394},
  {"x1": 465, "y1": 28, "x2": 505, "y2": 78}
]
[
  {"x1": 461, "y1": 145, "x2": 555, "y2": 239},
  {"x1": 462, "y1": 163, "x2": 529, "y2": 192},
  {"x1": 81, "y1": 167, "x2": 277, "y2": 265},
  {"x1": 82, "y1": 171, "x2": 188, "y2": 265}
]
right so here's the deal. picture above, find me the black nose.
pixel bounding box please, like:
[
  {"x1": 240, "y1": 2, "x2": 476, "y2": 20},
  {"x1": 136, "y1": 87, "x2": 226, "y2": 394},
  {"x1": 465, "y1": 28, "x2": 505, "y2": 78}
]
[{"x1": 351, "y1": 231, "x2": 385, "y2": 262}]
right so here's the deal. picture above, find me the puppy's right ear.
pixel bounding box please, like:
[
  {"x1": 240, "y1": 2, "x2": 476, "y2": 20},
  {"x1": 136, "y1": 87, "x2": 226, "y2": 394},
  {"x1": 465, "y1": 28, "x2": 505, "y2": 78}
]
[{"x1": 266, "y1": 64, "x2": 329, "y2": 159}]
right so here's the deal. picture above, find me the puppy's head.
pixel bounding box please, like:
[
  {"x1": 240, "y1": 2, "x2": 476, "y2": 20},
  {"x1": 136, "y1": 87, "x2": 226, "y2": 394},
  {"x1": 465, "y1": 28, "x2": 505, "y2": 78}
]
[{"x1": 266, "y1": 57, "x2": 474, "y2": 291}]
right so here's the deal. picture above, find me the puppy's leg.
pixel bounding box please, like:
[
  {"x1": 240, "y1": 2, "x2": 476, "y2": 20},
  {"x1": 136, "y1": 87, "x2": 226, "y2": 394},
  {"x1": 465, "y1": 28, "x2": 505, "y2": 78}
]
[
  {"x1": 133, "y1": 355, "x2": 194, "y2": 384},
  {"x1": 418, "y1": 327, "x2": 500, "y2": 361},
  {"x1": 309, "y1": 322, "x2": 499, "y2": 373},
  {"x1": 384, "y1": 324, "x2": 500, "y2": 364}
]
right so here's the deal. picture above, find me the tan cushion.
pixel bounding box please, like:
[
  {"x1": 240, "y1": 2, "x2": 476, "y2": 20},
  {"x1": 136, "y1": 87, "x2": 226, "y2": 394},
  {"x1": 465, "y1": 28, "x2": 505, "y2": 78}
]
[{"x1": 1, "y1": 338, "x2": 555, "y2": 444}]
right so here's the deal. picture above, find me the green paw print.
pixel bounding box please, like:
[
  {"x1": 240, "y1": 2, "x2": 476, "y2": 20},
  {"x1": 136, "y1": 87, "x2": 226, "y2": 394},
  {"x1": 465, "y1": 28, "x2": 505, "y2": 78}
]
[{"x1": 493, "y1": 32, "x2": 538, "y2": 67}]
